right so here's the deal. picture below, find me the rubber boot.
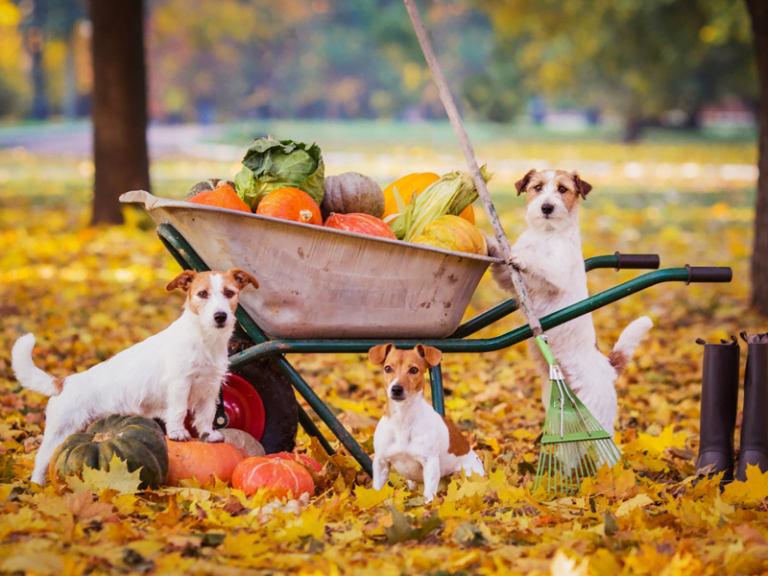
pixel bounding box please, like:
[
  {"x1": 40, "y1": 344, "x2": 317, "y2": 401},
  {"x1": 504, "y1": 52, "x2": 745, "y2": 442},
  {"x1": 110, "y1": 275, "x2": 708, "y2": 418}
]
[
  {"x1": 695, "y1": 337, "x2": 739, "y2": 483},
  {"x1": 736, "y1": 333, "x2": 768, "y2": 482}
]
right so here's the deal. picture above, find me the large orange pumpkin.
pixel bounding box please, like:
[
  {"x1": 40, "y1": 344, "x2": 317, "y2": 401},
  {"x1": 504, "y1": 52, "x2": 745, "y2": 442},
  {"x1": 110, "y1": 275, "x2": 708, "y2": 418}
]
[
  {"x1": 324, "y1": 213, "x2": 396, "y2": 239},
  {"x1": 265, "y1": 452, "x2": 323, "y2": 473},
  {"x1": 165, "y1": 438, "x2": 246, "y2": 486},
  {"x1": 232, "y1": 456, "x2": 314, "y2": 498},
  {"x1": 187, "y1": 181, "x2": 252, "y2": 213},
  {"x1": 256, "y1": 187, "x2": 322, "y2": 225}
]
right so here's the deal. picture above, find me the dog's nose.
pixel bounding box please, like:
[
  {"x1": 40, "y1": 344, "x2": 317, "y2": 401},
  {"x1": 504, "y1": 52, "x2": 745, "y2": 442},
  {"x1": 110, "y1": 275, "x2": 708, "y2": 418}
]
[
  {"x1": 214, "y1": 312, "x2": 228, "y2": 325},
  {"x1": 390, "y1": 384, "x2": 404, "y2": 398},
  {"x1": 541, "y1": 203, "x2": 554, "y2": 215}
]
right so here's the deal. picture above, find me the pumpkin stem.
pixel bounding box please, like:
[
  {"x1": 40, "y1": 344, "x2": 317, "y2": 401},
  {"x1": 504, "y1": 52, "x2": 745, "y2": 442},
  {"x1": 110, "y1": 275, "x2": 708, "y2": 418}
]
[
  {"x1": 299, "y1": 209, "x2": 313, "y2": 222},
  {"x1": 92, "y1": 432, "x2": 113, "y2": 443}
]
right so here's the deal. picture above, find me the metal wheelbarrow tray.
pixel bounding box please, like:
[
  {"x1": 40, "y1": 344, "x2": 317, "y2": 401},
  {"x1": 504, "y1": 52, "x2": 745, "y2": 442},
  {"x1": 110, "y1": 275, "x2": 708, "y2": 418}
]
[
  {"x1": 120, "y1": 190, "x2": 499, "y2": 339},
  {"x1": 120, "y1": 190, "x2": 733, "y2": 477}
]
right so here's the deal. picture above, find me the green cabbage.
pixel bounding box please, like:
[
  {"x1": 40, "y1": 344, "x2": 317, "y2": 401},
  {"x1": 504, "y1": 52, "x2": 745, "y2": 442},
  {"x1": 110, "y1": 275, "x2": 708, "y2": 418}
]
[{"x1": 234, "y1": 138, "x2": 325, "y2": 209}]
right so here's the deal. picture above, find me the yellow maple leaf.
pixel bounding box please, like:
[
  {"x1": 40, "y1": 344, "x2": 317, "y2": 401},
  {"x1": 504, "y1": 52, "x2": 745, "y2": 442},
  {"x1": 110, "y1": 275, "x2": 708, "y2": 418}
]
[
  {"x1": 550, "y1": 549, "x2": 589, "y2": 576},
  {"x1": 723, "y1": 464, "x2": 768, "y2": 506},
  {"x1": 615, "y1": 493, "x2": 653, "y2": 518},
  {"x1": 275, "y1": 505, "x2": 326, "y2": 542},
  {"x1": 636, "y1": 425, "x2": 686, "y2": 457},
  {"x1": 354, "y1": 483, "x2": 393, "y2": 509},
  {"x1": 65, "y1": 454, "x2": 143, "y2": 495}
]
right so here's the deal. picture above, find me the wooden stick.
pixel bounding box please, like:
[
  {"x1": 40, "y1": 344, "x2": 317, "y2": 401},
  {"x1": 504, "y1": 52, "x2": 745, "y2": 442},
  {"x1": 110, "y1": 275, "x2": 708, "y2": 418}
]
[{"x1": 402, "y1": 0, "x2": 542, "y2": 336}]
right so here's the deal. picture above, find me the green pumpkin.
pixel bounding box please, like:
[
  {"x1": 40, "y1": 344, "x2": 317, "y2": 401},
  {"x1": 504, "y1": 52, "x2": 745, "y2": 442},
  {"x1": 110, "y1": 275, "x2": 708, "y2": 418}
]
[{"x1": 50, "y1": 415, "x2": 169, "y2": 491}]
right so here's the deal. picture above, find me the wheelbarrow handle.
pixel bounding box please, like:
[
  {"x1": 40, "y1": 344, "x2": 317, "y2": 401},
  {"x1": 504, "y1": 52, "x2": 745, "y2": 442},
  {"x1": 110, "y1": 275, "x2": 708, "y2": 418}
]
[
  {"x1": 615, "y1": 252, "x2": 660, "y2": 270},
  {"x1": 685, "y1": 265, "x2": 733, "y2": 284}
]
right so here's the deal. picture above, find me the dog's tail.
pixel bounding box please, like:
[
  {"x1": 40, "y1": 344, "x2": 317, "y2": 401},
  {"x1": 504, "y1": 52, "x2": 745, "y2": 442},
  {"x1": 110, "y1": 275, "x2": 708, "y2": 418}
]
[
  {"x1": 609, "y1": 317, "x2": 653, "y2": 374},
  {"x1": 11, "y1": 334, "x2": 63, "y2": 396}
]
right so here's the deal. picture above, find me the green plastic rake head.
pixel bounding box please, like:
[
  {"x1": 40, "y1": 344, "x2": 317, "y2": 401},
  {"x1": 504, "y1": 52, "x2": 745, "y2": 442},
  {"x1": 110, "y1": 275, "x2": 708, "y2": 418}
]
[{"x1": 533, "y1": 335, "x2": 628, "y2": 494}]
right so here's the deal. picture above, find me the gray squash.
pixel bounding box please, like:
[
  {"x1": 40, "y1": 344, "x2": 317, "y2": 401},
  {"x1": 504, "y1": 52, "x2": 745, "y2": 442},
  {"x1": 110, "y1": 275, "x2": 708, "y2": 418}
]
[{"x1": 321, "y1": 172, "x2": 384, "y2": 219}]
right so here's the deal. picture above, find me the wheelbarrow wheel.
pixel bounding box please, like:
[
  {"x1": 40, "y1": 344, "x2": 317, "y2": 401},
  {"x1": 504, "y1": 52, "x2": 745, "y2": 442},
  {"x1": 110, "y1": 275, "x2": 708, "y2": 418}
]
[{"x1": 227, "y1": 340, "x2": 299, "y2": 454}]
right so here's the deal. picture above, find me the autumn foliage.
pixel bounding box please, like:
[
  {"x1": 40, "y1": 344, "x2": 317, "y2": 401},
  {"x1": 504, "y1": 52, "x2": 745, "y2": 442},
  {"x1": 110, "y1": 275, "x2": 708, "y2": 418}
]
[{"x1": 0, "y1": 145, "x2": 764, "y2": 575}]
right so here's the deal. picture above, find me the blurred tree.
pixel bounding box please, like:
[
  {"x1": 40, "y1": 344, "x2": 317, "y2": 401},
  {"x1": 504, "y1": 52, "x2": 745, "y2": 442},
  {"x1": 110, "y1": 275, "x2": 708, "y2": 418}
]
[
  {"x1": 747, "y1": 0, "x2": 768, "y2": 315},
  {"x1": 475, "y1": 0, "x2": 755, "y2": 140},
  {"x1": 90, "y1": 0, "x2": 149, "y2": 225},
  {"x1": 0, "y1": 0, "x2": 30, "y2": 117}
]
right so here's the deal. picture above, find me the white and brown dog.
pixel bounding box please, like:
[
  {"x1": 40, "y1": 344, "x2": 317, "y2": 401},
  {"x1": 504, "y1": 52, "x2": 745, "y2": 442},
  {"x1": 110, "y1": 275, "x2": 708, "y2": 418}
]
[
  {"x1": 12, "y1": 269, "x2": 258, "y2": 485},
  {"x1": 369, "y1": 344, "x2": 484, "y2": 503},
  {"x1": 487, "y1": 169, "x2": 652, "y2": 435}
]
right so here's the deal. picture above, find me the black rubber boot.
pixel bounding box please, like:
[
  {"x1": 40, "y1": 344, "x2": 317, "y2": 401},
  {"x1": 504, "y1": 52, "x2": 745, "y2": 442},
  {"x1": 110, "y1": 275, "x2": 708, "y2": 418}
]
[
  {"x1": 736, "y1": 333, "x2": 768, "y2": 482},
  {"x1": 695, "y1": 337, "x2": 739, "y2": 483}
]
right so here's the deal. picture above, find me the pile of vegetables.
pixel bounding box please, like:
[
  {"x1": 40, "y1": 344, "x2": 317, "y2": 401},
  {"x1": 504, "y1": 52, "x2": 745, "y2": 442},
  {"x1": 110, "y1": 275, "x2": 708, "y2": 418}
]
[{"x1": 185, "y1": 136, "x2": 491, "y2": 256}]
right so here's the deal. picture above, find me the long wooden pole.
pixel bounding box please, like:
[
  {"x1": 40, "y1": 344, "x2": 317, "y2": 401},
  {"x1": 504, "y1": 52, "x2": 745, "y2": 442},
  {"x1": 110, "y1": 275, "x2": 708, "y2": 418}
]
[{"x1": 402, "y1": 0, "x2": 542, "y2": 336}]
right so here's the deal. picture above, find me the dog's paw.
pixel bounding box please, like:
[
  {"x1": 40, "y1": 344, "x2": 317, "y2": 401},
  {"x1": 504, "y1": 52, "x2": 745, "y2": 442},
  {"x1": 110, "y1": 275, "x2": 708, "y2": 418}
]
[
  {"x1": 407, "y1": 480, "x2": 418, "y2": 491},
  {"x1": 505, "y1": 253, "x2": 527, "y2": 272},
  {"x1": 167, "y1": 429, "x2": 191, "y2": 442},
  {"x1": 202, "y1": 430, "x2": 225, "y2": 443}
]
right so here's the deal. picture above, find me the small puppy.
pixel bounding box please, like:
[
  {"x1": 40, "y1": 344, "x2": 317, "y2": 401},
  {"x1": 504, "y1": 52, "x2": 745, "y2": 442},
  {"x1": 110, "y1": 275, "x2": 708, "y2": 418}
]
[
  {"x1": 487, "y1": 169, "x2": 652, "y2": 434},
  {"x1": 12, "y1": 269, "x2": 258, "y2": 485},
  {"x1": 369, "y1": 344, "x2": 484, "y2": 503}
]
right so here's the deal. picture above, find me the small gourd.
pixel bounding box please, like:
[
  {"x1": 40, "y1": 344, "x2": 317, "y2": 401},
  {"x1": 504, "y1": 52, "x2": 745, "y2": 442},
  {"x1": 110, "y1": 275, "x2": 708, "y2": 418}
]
[{"x1": 321, "y1": 172, "x2": 385, "y2": 219}]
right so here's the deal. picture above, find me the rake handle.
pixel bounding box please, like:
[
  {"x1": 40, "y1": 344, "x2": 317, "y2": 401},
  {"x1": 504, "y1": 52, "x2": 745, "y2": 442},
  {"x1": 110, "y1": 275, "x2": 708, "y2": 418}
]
[{"x1": 402, "y1": 0, "x2": 543, "y2": 336}]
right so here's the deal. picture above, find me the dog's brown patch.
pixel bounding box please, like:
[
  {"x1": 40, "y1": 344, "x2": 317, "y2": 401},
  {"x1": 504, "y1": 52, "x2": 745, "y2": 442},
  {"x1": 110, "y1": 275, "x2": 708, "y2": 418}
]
[
  {"x1": 441, "y1": 416, "x2": 471, "y2": 456},
  {"x1": 608, "y1": 350, "x2": 629, "y2": 373},
  {"x1": 186, "y1": 273, "x2": 214, "y2": 315},
  {"x1": 52, "y1": 377, "x2": 65, "y2": 395},
  {"x1": 166, "y1": 270, "x2": 197, "y2": 292}
]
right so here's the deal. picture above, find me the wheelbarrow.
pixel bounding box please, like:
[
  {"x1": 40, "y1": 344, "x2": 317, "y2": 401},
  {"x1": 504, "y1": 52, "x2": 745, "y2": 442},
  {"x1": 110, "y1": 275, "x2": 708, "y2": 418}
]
[{"x1": 120, "y1": 190, "x2": 733, "y2": 477}]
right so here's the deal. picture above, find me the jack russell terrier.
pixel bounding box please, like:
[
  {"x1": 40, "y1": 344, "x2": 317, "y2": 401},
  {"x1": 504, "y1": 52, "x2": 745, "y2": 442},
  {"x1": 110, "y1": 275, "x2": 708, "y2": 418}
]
[
  {"x1": 487, "y1": 169, "x2": 652, "y2": 435},
  {"x1": 369, "y1": 344, "x2": 484, "y2": 503},
  {"x1": 12, "y1": 269, "x2": 258, "y2": 485}
]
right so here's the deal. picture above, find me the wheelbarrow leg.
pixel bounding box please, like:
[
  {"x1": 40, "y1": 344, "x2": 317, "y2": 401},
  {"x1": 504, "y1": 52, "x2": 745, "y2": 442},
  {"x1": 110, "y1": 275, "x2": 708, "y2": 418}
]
[
  {"x1": 430, "y1": 364, "x2": 445, "y2": 416},
  {"x1": 270, "y1": 355, "x2": 373, "y2": 477},
  {"x1": 297, "y1": 403, "x2": 335, "y2": 456}
]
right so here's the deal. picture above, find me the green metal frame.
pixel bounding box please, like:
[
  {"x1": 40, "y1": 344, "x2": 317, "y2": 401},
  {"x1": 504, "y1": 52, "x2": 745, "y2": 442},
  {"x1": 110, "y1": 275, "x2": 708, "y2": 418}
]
[{"x1": 156, "y1": 223, "x2": 709, "y2": 478}]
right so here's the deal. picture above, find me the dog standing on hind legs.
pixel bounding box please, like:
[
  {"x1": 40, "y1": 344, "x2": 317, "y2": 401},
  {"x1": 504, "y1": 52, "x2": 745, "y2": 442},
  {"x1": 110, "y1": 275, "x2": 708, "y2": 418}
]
[
  {"x1": 486, "y1": 169, "x2": 652, "y2": 435},
  {"x1": 11, "y1": 268, "x2": 258, "y2": 485}
]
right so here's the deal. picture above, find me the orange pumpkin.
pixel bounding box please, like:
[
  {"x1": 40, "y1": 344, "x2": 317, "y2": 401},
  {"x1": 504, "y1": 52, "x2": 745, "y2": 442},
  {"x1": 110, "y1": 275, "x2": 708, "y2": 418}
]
[
  {"x1": 187, "y1": 181, "x2": 252, "y2": 213},
  {"x1": 265, "y1": 452, "x2": 323, "y2": 473},
  {"x1": 324, "y1": 213, "x2": 396, "y2": 239},
  {"x1": 255, "y1": 187, "x2": 322, "y2": 225},
  {"x1": 381, "y1": 173, "x2": 439, "y2": 221},
  {"x1": 165, "y1": 438, "x2": 246, "y2": 486},
  {"x1": 232, "y1": 456, "x2": 315, "y2": 498}
]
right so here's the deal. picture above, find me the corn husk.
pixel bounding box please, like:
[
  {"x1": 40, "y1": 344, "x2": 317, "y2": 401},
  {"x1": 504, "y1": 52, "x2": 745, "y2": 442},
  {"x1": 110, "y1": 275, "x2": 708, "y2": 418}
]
[{"x1": 387, "y1": 166, "x2": 491, "y2": 241}]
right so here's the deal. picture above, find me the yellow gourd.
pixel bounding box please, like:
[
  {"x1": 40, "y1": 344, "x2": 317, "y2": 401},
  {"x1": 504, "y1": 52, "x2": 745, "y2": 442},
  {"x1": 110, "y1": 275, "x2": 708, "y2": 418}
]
[{"x1": 411, "y1": 215, "x2": 487, "y2": 256}]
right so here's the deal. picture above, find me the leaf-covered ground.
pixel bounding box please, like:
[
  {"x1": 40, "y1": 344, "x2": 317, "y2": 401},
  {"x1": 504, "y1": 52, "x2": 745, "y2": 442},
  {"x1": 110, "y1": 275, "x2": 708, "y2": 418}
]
[{"x1": 1, "y1": 144, "x2": 767, "y2": 575}]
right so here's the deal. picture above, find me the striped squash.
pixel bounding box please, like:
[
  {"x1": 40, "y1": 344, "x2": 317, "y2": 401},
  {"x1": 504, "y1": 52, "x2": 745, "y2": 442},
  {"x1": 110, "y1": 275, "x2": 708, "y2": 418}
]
[{"x1": 49, "y1": 415, "x2": 168, "y2": 492}]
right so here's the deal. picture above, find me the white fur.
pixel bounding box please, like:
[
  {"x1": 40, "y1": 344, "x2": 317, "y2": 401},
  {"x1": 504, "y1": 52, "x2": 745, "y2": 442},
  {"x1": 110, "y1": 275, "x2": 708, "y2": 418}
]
[
  {"x1": 12, "y1": 273, "x2": 239, "y2": 485},
  {"x1": 373, "y1": 378, "x2": 484, "y2": 504},
  {"x1": 487, "y1": 170, "x2": 652, "y2": 434}
]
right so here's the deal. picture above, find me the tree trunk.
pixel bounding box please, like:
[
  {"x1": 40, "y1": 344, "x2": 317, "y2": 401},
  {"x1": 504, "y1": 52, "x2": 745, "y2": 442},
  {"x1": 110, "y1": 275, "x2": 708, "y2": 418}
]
[
  {"x1": 622, "y1": 115, "x2": 644, "y2": 143},
  {"x1": 747, "y1": 0, "x2": 768, "y2": 315},
  {"x1": 90, "y1": 0, "x2": 150, "y2": 225}
]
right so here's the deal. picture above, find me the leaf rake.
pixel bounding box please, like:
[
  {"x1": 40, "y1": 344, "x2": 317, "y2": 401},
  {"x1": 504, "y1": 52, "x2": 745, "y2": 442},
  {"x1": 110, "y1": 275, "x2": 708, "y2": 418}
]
[
  {"x1": 533, "y1": 335, "x2": 626, "y2": 494},
  {"x1": 402, "y1": 0, "x2": 629, "y2": 496}
]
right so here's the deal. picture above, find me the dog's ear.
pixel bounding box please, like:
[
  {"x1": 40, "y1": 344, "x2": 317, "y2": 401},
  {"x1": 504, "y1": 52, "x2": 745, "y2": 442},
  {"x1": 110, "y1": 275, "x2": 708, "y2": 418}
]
[
  {"x1": 229, "y1": 269, "x2": 259, "y2": 290},
  {"x1": 369, "y1": 343, "x2": 394, "y2": 366},
  {"x1": 573, "y1": 173, "x2": 592, "y2": 200},
  {"x1": 166, "y1": 270, "x2": 196, "y2": 292},
  {"x1": 415, "y1": 344, "x2": 442, "y2": 367},
  {"x1": 515, "y1": 169, "x2": 536, "y2": 196}
]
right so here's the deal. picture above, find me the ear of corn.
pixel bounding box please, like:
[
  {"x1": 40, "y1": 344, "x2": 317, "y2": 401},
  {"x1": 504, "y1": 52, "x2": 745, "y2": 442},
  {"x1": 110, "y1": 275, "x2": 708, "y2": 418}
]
[{"x1": 387, "y1": 166, "x2": 491, "y2": 241}]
